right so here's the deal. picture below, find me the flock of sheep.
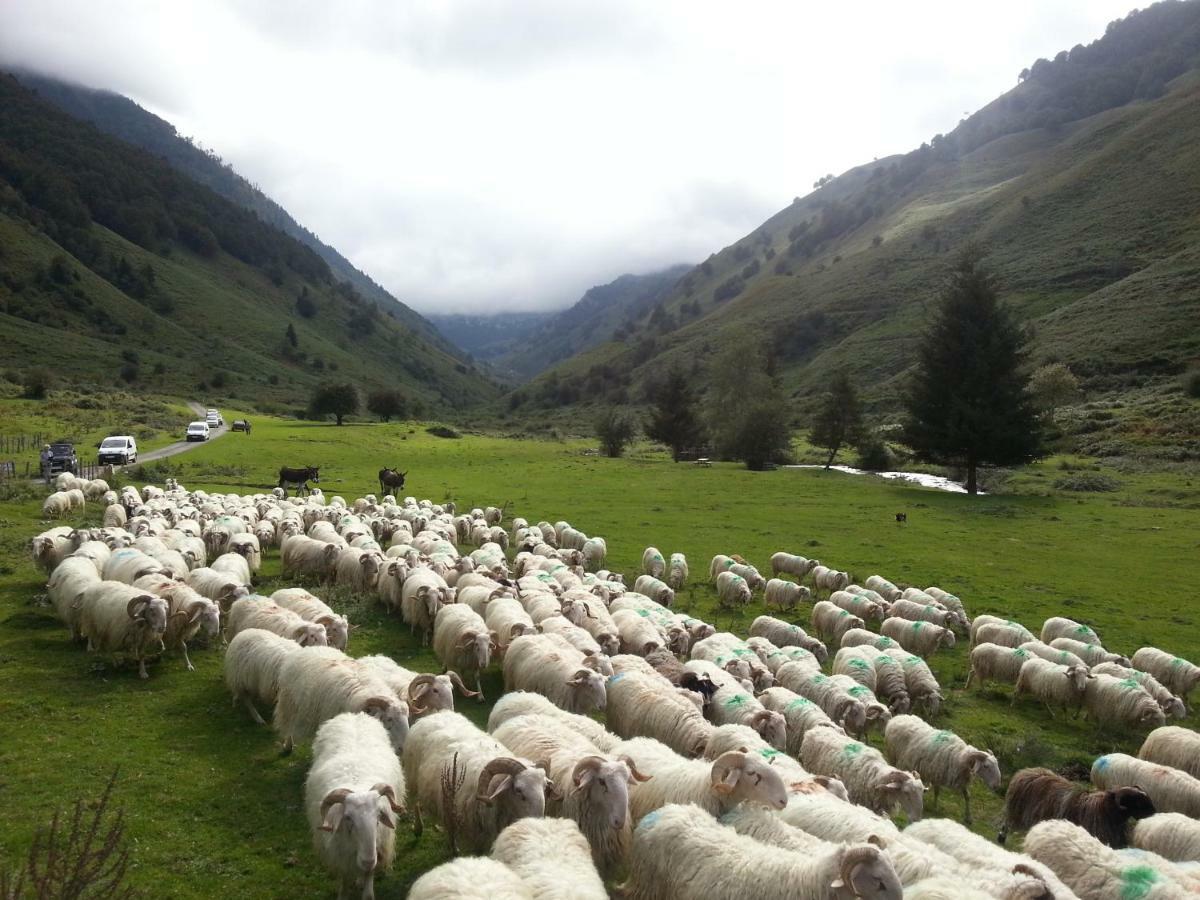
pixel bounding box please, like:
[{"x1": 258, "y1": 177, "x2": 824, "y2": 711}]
[{"x1": 27, "y1": 474, "x2": 1200, "y2": 899}]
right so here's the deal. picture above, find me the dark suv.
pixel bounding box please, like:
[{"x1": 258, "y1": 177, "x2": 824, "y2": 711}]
[{"x1": 46, "y1": 442, "x2": 78, "y2": 475}]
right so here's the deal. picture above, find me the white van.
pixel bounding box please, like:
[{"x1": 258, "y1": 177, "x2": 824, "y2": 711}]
[
  {"x1": 98, "y1": 435, "x2": 138, "y2": 465},
  {"x1": 186, "y1": 421, "x2": 211, "y2": 442}
]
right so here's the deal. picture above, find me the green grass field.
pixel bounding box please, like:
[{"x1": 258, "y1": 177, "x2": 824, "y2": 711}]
[{"x1": 0, "y1": 416, "x2": 1196, "y2": 896}]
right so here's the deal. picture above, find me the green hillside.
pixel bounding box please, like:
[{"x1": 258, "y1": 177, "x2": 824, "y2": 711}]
[
  {"x1": 0, "y1": 74, "x2": 496, "y2": 411},
  {"x1": 11, "y1": 69, "x2": 460, "y2": 357},
  {"x1": 523, "y1": 2, "x2": 1200, "y2": 455}
]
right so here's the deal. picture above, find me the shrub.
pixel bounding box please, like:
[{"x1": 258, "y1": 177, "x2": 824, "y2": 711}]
[
  {"x1": 426, "y1": 425, "x2": 461, "y2": 439},
  {"x1": 1183, "y1": 370, "x2": 1200, "y2": 399},
  {"x1": 1053, "y1": 473, "x2": 1122, "y2": 492},
  {"x1": 595, "y1": 408, "x2": 637, "y2": 458},
  {"x1": 856, "y1": 440, "x2": 892, "y2": 472},
  {"x1": 22, "y1": 368, "x2": 51, "y2": 399}
]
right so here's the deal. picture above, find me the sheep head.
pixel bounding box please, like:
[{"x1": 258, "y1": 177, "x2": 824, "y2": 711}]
[
  {"x1": 966, "y1": 749, "x2": 1002, "y2": 791},
  {"x1": 457, "y1": 630, "x2": 493, "y2": 672},
  {"x1": 1063, "y1": 664, "x2": 1090, "y2": 694},
  {"x1": 1110, "y1": 786, "x2": 1156, "y2": 821},
  {"x1": 126, "y1": 595, "x2": 168, "y2": 636},
  {"x1": 361, "y1": 695, "x2": 409, "y2": 752},
  {"x1": 476, "y1": 757, "x2": 550, "y2": 820},
  {"x1": 581, "y1": 652, "x2": 614, "y2": 678},
  {"x1": 318, "y1": 785, "x2": 401, "y2": 874},
  {"x1": 571, "y1": 755, "x2": 647, "y2": 830},
  {"x1": 709, "y1": 750, "x2": 787, "y2": 810},
  {"x1": 750, "y1": 710, "x2": 788, "y2": 751},
  {"x1": 939, "y1": 628, "x2": 957, "y2": 649},
  {"x1": 295, "y1": 622, "x2": 329, "y2": 648},
  {"x1": 886, "y1": 692, "x2": 912, "y2": 715},
  {"x1": 878, "y1": 770, "x2": 924, "y2": 821},
  {"x1": 566, "y1": 667, "x2": 607, "y2": 712},
  {"x1": 831, "y1": 843, "x2": 902, "y2": 900},
  {"x1": 315, "y1": 613, "x2": 349, "y2": 651}
]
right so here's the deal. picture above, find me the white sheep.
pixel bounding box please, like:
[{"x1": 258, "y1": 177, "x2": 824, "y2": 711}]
[
  {"x1": 1041, "y1": 616, "x2": 1102, "y2": 647},
  {"x1": 966, "y1": 643, "x2": 1034, "y2": 689},
  {"x1": 402, "y1": 711, "x2": 552, "y2": 854},
  {"x1": 134, "y1": 574, "x2": 220, "y2": 671},
  {"x1": 800, "y1": 726, "x2": 925, "y2": 820},
  {"x1": 968, "y1": 614, "x2": 1030, "y2": 644},
  {"x1": 1082, "y1": 673, "x2": 1166, "y2": 731},
  {"x1": 707, "y1": 682, "x2": 787, "y2": 750},
  {"x1": 881, "y1": 617, "x2": 955, "y2": 656},
  {"x1": 829, "y1": 674, "x2": 891, "y2": 739},
  {"x1": 708, "y1": 553, "x2": 737, "y2": 580},
  {"x1": 728, "y1": 563, "x2": 766, "y2": 592},
  {"x1": 407, "y1": 857, "x2": 530, "y2": 900},
  {"x1": 1049, "y1": 637, "x2": 1129, "y2": 667},
  {"x1": 1024, "y1": 819, "x2": 1187, "y2": 900},
  {"x1": 1093, "y1": 664, "x2": 1186, "y2": 720},
  {"x1": 839, "y1": 628, "x2": 899, "y2": 651},
  {"x1": 185, "y1": 566, "x2": 250, "y2": 610},
  {"x1": 102, "y1": 547, "x2": 166, "y2": 584},
  {"x1": 747, "y1": 636, "x2": 825, "y2": 674},
  {"x1": 830, "y1": 589, "x2": 885, "y2": 622},
  {"x1": 771, "y1": 552, "x2": 817, "y2": 579},
  {"x1": 884, "y1": 715, "x2": 1000, "y2": 824},
  {"x1": 502, "y1": 634, "x2": 607, "y2": 714},
  {"x1": 270, "y1": 588, "x2": 349, "y2": 650},
  {"x1": 484, "y1": 596, "x2": 538, "y2": 649},
  {"x1": 227, "y1": 597, "x2": 328, "y2": 647},
  {"x1": 633, "y1": 574, "x2": 675, "y2": 607},
  {"x1": 103, "y1": 504, "x2": 128, "y2": 527},
  {"x1": 356, "y1": 655, "x2": 478, "y2": 717},
  {"x1": 273, "y1": 647, "x2": 410, "y2": 753},
  {"x1": 973, "y1": 622, "x2": 1036, "y2": 649},
  {"x1": 227, "y1": 532, "x2": 262, "y2": 574},
  {"x1": 776, "y1": 669, "x2": 867, "y2": 737},
  {"x1": 281, "y1": 534, "x2": 342, "y2": 581},
  {"x1": 1018, "y1": 639, "x2": 1087, "y2": 669},
  {"x1": 433, "y1": 603, "x2": 496, "y2": 698},
  {"x1": 492, "y1": 713, "x2": 648, "y2": 877},
  {"x1": 715, "y1": 570, "x2": 752, "y2": 608},
  {"x1": 748, "y1": 615, "x2": 825, "y2": 658},
  {"x1": 335, "y1": 548, "x2": 383, "y2": 593},
  {"x1": 401, "y1": 568, "x2": 454, "y2": 644},
  {"x1": 811, "y1": 600, "x2": 864, "y2": 644},
  {"x1": 763, "y1": 578, "x2": 812, "y2": 612},
  {"x1": 31, "y1": 526, "x2": 77, "y2": 573},
  {"x1": 886, "y1": 598, "x2": 956, "y2": 631},
  {"x1": 1140, "y1": 727, "x2": 1200, "y2": 779},
  {"x1": 833, "y1": 645, "x2": 879, "y2": 691},
  {"x1": 605, "y1": 671, "x2": 714, "y2": 758},
  {"x1": 41, "y1": 492, "x2": 72, "y2": 519},
  {"x1": 612, "y1": 608, "x2": 664, "y2": 656},
  {"x1": 1132, "y1": 648, "x2": 1200, "y2": 708},
  {"x1": 536, "y1": 616, "x2": 612, "y2": 673},
  {"x1": 1131, "y1": 813, "x2": 1200, "y2": 863},
  {"x1": 758, "y1": 686, "x2": 843, "y2": 756},
  {"x1": 666, "y1": 553, "x2": 688, "y2": 591},
  {"x1": 211, "y1": 551, "x2": 252, "y2": 586},
  {"x1": 1013, "y1": 656, "x2": 1090, "y2": 715},
  {"x1": 1092, "y1": 753, "x2": 1200, "y2": 818},
  {"x1": 487, "y1": 691, "x2": 621, "y2": 753},
  {"x1": 864, "y1": 575, "x2": 902, "y2": 602},
  {"x1": 881, "y1": 650, "x2": 939, "y2": 719},
  {"x1": 46, "y1": 556, "x2": 101, "y2": 640},
  {"x1": 491, "y1": 817, "x2": 608, "y2": 900},
  {"x1": 625, "y1": 803, "x2": 902, "y2": 900},
  {"x1": 305, "y1": 712, "x2": 405, "y2": 900},
  {"x1": 642, "y1": 547, "x2": 666, "y2": 578},
  {"x1": 223, "y1": 628, "x2": 304, "y2": 724},
  {"x1": 811, "y1": 565, "x2": 850, "y2": 596},
  {"x1": 77, "y1": 581, "x2": 169, "y2": 679}
]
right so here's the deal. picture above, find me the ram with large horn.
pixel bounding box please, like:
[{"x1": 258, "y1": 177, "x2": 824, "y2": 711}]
[
  {"x1": 400, "y1": 568, "x2": 455, "y2": 645},
  {"x1": 430, "y1": 603, "x2": 496, "y2": 699},
  {"x1": 76, "y1": 581, "x2": 169, "y2": 679},
  {"x1": 403, "y1": 711, "x2": 554, "y2": 854},
  {"x1": 355, "y1": 656, "x2": 478, "y2": 718},
  {"x1": 135, "y1": 573, "x2": 220, "y2": 671}
]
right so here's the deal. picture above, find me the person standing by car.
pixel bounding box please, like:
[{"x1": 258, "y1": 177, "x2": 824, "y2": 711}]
[{"x1": 40, "y1": 444, "x2": 52, "y2": 482}]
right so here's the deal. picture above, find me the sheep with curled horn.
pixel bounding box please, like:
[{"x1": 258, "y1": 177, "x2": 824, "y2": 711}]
[
  {"x1": 77, "y1": 582, "x2": 169, "y2": 679},
  {"x1": 355, "y1": 657, "x2": 479, "y2": 719},
  {"x1": 432, "y1": 604, "x2": 497, "y2": 700}
]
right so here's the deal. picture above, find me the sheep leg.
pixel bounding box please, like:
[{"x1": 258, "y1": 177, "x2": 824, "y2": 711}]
[
  {"x1": 932, "y1": 785, "x2": 940, "y2": 810},
  {"x1": 280, "y1": 735, "x2": 294, "y2": 755},
  {"x1": 241, "y1": 696, "x2": 266, "y2": 726},
  {"x1": 361, "y1": 871, "x2": 375, "y2": 900},
  {"x1": 964, "y1": 668, "x2": 974, "y2": 689},
  {"x1": 181, "y1": 641, "x2": 195, "y2": 672},
  {"x1": 961, "y1": 787, "x2": 971, "y2": 826},
  {"x1": 996, "y1": 821, "x2": 1008, "y2": 845},
  {"x1": 475, "y1": 673, "x2": 485, "y2": 702},
  {"x1": 138, "y1": 656, "x2": 149, "y2": 679},
  {"x1": 412, "y1": 800, "x2": 424, "y2": 836},
  {"x1": 1043, "y1": 701, "x2": 1056, "y2": 718}
]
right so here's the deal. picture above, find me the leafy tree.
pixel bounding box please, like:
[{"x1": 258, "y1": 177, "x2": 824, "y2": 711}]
[
  {"x1": 901, "y1": 246, "x2": 1042, "y2": 494},
  {"x1": 707, "y1": 342, "x2": 793, "y2": 470},
  {"x1": 809, "y1": 372, "x2": 865, "y2": 469},
  {"x1": 285, "y1": 323, "x2": 297, "y2": 347},
  {"x1": 308, "y1": 381, "x2": 360, "y2": 426},
  {"x1": 644, "y1": 366, "x2": 706, "y2": 461},
  {"x1": 1029, "y1": 362, "x2": 1081, "y2": 412},
  {"x1": 595, "y1": 408, "x2": 637, "y2": 458},
  {"x1": 22, "y1": 368, "x2": 51, "y2": 400},
  {"x1": 367, "y1": 389, "x2": 408, "y2": 422},
  {"x1": 295, "y1": 288, "x2": 317, "y2": 319}
]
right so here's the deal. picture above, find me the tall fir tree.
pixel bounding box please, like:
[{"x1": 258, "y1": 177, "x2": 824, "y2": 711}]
[
  {"x1": 809, "y1": 371, "x2": 865, "y2": 469},
  {"x1": 645, "y1": 366, "x2": 706, "y2": 461},
  {"x1": 902, "y1": 245, "x2": 1042, "y2": 494}
]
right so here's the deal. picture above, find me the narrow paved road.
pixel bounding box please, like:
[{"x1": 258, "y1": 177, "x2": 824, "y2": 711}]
[{"x1": 138, "y1": 402, "x2": 229, "y2": 463}]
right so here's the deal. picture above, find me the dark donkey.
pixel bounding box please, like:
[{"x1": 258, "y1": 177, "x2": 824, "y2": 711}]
[
  {"x1": 378, "y1": 467, "x2": 407, "y2": 497},
  {"x1": 278, "y1": 465, "x2": 320, "y2": 497}
]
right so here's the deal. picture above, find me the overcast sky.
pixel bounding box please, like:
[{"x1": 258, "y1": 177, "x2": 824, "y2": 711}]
[{"x1": 1, "y1": 1, "x2": 1138, "y2": 315}]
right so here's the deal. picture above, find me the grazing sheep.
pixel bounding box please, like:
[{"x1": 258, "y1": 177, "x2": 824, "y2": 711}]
[
  {"x1": 758, "y1": 687, "x2": 843, "y2": 756},
  {"x1": 625, "y1": 803, "x2": 902, "y2": 900},
  {"x1": 887, "y1": 598, "x2": 955, "y2": 631},
  {"x1": 402, "y1": 711, "x2": 552, "y2": 854},
  {"x1": 864, "y1": 575, "x2": 902, "y2": 602},
  {"x1": 833, "y1": 646, "x2": 879, "y2": 692},
  {"x1": 763, "y1": 579, "x2": 811, "y2": 612},
  {"x1": 491, "y1": 817, "x2": 608, "y2": 900},
  {"x1": 581, "y1": 537, "x2": 607, "y2": 571},
  {"x1": 829, "y1": 675, "x2": 892, "y2": 740},
  {"x1": 714, "y1": 571, "x2": 752, "y2": 608},
  {"x1": 1093, "y1": 664, "x2": 1186, "y2": 720},
  {"x1": 335, "y1": 548, "x2": 383, "y2": 593},
  {"x1": 666, "y1": 553, "x2": 688, "y2": 591},
  {"x1": 492, "y1": 714, "x2": 648, "y2": 877},
  {"x1": 998, "y1": 767, "x2": 1156, "y2": 847},
  {"x1": 799, "y1": 727, "x2": 924, "y2": 820},
  {"x1": 271, "y1": 588, "x2": 349, "y2": 651},
  {"x1": 633, "y1": 575, "x2": 675, "y2": 607},
  {"x1": 707, "y1": 683, "x2": 787, "y2": 751},
  {"x1": 1132, "y1": 648, "x2": 1200, "y2": 708},
  {"x1": 1049, "y1": 637, "x2": 1129, "y2": 667},
  {"x1": 775, "y1": 667, "x2": 866, "y2": 736},
  {"x1": 103, "y1": 504, "x2": 128, "y2": 528},
  {"x1": 185, "y1": 566, "x2": 250, "y2": 611},
  {"x1": 642, "y1": 547, "x2": 666, "y2": 579},
  {"x1": 223, "y1": 628, "x2": 304, "y2": 724},
  {"x1": 968, "y1": 614, "x2": 1029, "y2": 644},
  {"x1": 274, "y1": 647, "x2": 410, "y2": 753},
  {"x1": 537, "y1": 617, "x2": 612, "y2": 673},
  {"x1": 771, "y1": 552, "x2": 818, "y2": 578},
  {"x1": 811, "y1": 565, "x2": 850, "y2": 596},
  {"x1": 605, "y1": 672, "x2": 714, "y2": 758},
  {"x1": 708, "y1": 554, "x2": 737, "y2": 580},
  {"x1": 305, "y1": 713, "x2": 405, "y2": 900},
  {"x1": 407, "y1": 857, "x2": 530, "y2": 900},
  {"x1": 1018, "y1": 639, "x2": 1087, "y2": 669},
  {"x1": 1041, "y1": 616, "x2": 1102, "y2": 647},
  {"x1": 728, "y1": 563, "x2": 766, "y2": 592},
  {"x1": 46, "y1": 556, "x2": 101, "y2": 640},
  {"x1": 884, "y1": 715, "x2": 1000, "y2": 824},
  {"x1": 41, "y1": 492, "x2": 72, "y2": 519},
  {"x1": 612, "y1": 608, "x2": 665, "y2": 657},
  {"x1": 1131, "y1": 813, "x2": 1200, "y2": 863},
  {"x1": 574, "y1": 597, "x2": 621, "y2": 656},
  {"x1": 973, "y1": 622, "x2": 1037, "y2": 649},
  {"x1": 1081, "y1": 673, "x2": 1166, "y2": 731},
  {"x1": 484, "y1": 597, "x2": 538, "y2": 650},
  {"x1": 487, "y1": 691, "x2": 620, "y2": 753},
  {"x1": 1092, "y1": 753, "x2": 1200, "y2": 818},
  {"x1": 134, "y1": 575, "x2": 220, "y2": 671},
  {"x1": 810, "y1": 600, "x2": 864, "y2": 644},
  {"x1": 966, "y1": 643, "x2": 1033, "y2": 689},
  {"x1": 1013, "y1": 657, "x2": 1090, "y2": 715},
  {"x1": 31, "y1": 527, "x2": 76, "y2": 573},
  {"x1": 868, "y1": 651, "x2": 911, "y2": 714},
  {"x1": 502, "y1": 634, "x2": 607, "y2": 714},
  {"x1": 227, "y1": 597, "x2": 329, "y2": 647},
  {"x1": 616, "y1": 737, "x2": 788, "y2": 822},
  {"x1": 281, "y1": 534, "x2": 342, "y2": 580},
  {"x1": 433, "y1": 603, "x2": 496, "y2": 699},
  {"x1": 749, "y1": 615, "x2": 824, "y2": 658},
  {"x1": 1023, "y1": 819, "x2": 1186, "y2": 900},
  {"x1": 77, "y1": 582, "x2": 169, "y2": 679},
  {"x1": 357, "y1": 656, "x2": 477, "y2": 718},
  {"x1": 830, "y1": 589, "x2": 885, "y2": 622},
  {"x1": 747, "y1": 635, "x2": 825, "y2": 672},
  {"x1": 881, "y1": 617, "x2": 955, "y2": 657},
  {"x1": 839, "y1": 628, "x2": 899, "y2": 651},
  {"x1": 1140, "y1": 727, "x2": 1200, "y2": 779}
]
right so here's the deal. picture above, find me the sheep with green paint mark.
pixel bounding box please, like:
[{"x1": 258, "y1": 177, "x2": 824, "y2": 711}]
[
  {"x1": 881, "y1": 617, "x2": 954, "y2": 657},
  {"x1": 884, "y1": 715, "x2": 1000, "y2": 825},
  {"x1": 1041, "y1": 616, "x2": 1102, "y2": 647},
  {"x1": 1050, "y1": 637, "x2": 1130, "y2": 667},
  {"x1": 811, "y1": 600, "x2": 865, "y2": 644},
  {"x1": 775, "y1": 668, "x2": 867, "y2": 736},
  {"x1": 833, "y1": 646, "x2": 879, "y2": 692},
  {"x1": 1018, "y1": 639, "x2": 1087, "y2": 670},
  {"x1": 800, "y1": 726, "x2": 925, "y2": 821},
  {"x1": 1081, "y1": 673, "x2": 1165, "y2": 732},
  {"x1": 750, "y1": 614, "x2": 825, "y2": 658},
  {"x1": 758, "y1": 687, "x2": 844, "y2": 756},
  {"x1": 966, "y1": 643, "x2": 1033, "y2": 689},
  {"x1": 1132, "y1": 648, "x2": 1200, "y2": 710},
  {"x1": 746, "y1": 636, "x2": 825, "y2": 675},
  {"x1": 830, "y1": 674, "x2": 891, "y2": 740},
  {"x1": 706, "y1": 682, "x2": 787, "y2": 751},
  {"x1": 1024, "y1": 819, "x2": 1187, "y2": 900},
  {"x1": 641, "y1": 546, "x2": 666, "y2": 579},
  {"x1": 882, "y1": 649, "x2": 942, "y2": 716},
  {"x1": 830, "y1": 589, "x2": 886, "y2": 622}
]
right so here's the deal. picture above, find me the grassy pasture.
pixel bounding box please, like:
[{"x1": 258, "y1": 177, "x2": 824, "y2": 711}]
[{"x1": 0, "y1": 416, "x2": 1196, "y2": 896}]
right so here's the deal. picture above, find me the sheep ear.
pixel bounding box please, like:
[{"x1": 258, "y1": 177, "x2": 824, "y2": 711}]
[{"x1": 830, "y1": 877, "x2": 845, "y2": 889}]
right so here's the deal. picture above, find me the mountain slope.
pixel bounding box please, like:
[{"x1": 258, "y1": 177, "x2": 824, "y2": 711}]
[
  {"x1": 428, "y1": 311, "x2": 553, "y2": 363},
  {"x1": 0, "y1": 73, "x2": 495, "y2": 409},
  {"x1": 10, "y1": 69, "x2": 459, "y2": 356},
  {"x1": 522, "y1": 2, "x2": 1200, "y2": 436},
  {"x1": 491, "y1": 265, "x2": 691, "y2": 381}
]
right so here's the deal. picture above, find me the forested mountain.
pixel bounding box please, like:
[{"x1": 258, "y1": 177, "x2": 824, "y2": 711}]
[
  {"x1": 489, "y1": 265, "x2": 691, "y2": 381},
  {"x1": 429, "y1": 311, "x2": 553, "y2": 364},
  {"x1": 10, "y1": 70, "x2": 458, "y2": 356},
  {"x1": 519, "y1": 1, "x2": 1200, "y2": 454},
  {"x1": 0, "y1": 73, "x2": 496, "y2": 409}
]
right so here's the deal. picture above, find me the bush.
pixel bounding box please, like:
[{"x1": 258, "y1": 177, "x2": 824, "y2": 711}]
[
  {"x1": 595, "y1": 408, "x2": 637, "y2": 458},
  {"x1": 1183, "y1": 370, "x2": 1200, "y2": 399},
  {"x1": 1053, "y1": 473, "x2": 1122, "y2": 492},
  {"x1": 426, "y1": 425, "x2": 461, "y2": 439},
  {"x1": 855, "y1": 440, "x2": 892, "y2": 472},
  {"x1": 22, "y1": 368, "x2": 51, "y2": 399}
]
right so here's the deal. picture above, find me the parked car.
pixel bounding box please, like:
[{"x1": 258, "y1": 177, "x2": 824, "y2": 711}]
[
  {"x1": 231, "y1": 419, "x2": 251, "y2": 433},
  {"x1": 97, "y1": 435, "x2": 137, "y2": 465},
  {"x1": 186, "y1": 422, "x2": 210, "y2": 442},
  {"x1": 44, "y1": 442, "x2": 78, "y2": 476},
  {"x1": 206, "y1": 408, "x2": 223, "y2": 427}
]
